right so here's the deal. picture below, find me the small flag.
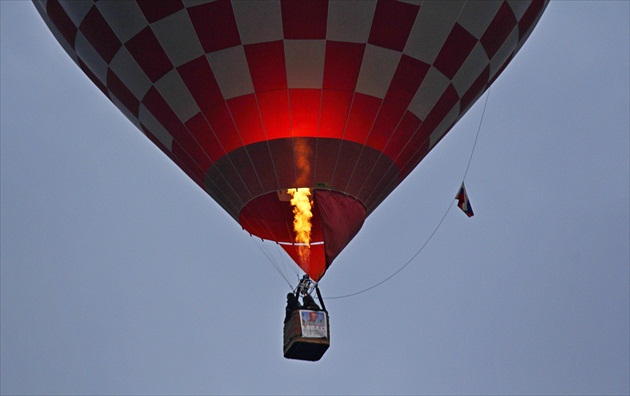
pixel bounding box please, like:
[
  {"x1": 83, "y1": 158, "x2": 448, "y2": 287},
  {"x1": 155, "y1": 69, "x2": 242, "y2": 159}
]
[{"x1": 455, "y1": 182, "x2": 474, "y2": 217}]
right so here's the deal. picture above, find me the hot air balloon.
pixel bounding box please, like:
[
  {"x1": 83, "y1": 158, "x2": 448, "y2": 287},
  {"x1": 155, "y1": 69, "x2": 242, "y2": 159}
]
[{"x1": 35, "y1": 0, "x2": 547, "y2": 360}]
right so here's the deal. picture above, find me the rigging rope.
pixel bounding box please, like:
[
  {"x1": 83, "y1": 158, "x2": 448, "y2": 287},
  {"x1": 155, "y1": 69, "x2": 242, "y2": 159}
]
[
  {"x1": 253, "y1": 238, "x2": 295, "y2": 289},
  {"x1": 324, "y1": 88, "x2": 492, "y2": 299},
  {"x1": 464, "y1": 88, "x2": 490, "y2": 181},
  {"x1": 253, "y1": 87, "x2": 491, "y2": 298}
]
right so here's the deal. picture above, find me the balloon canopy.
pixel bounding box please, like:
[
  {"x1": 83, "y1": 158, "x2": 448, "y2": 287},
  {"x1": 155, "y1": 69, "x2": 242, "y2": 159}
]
[{"x1": 35, "y1": 0, "x2": 547, "y2": 281}]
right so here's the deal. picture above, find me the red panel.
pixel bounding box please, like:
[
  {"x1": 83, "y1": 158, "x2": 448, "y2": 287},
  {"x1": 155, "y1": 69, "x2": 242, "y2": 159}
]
[
  {"x1": 208, "y1": 155, "x2": 253, "y2": 205},
  {"x1": 281, "y1": 0, "x2": 328, "y2": 39},
  {"x1": 383, "y1": 111, "x2": 421, "y2": 163},
  {"x1": 107, "y1": 69, "x2": 140, "y2": 116},
  {"x1": 320, "y1": 90, "x2": 352, "y2": 139},
  {"x1": 368, "y1": 0, "x2": 420, "y2": 51},
  {"x1": 343, "y1": 93, "x2": 382, "y2": 144},
  {"x1": 218, "y1": 146, "x2": 264, "y2": 199},
  {"x1": 519, "y1": 0, "x2": 546, "y2": 40},
  {"x1": 244, "y1": 143, "x2": 279, "y2": 192},
  {"x1": 355, "y1": 154, "x2": 398, "y2": 205},
  {"x1": 281, "y1": 244, "x2": 327, "y2": 281},
  {"x1": 329, "y1": 141, "x2": 362, "y2": 190},
  {"x1": 171, "y1": 140, "x2": 206, "y2": 185},
  {"x1": 184, "y1": 112, "x2": 225, "y2": 163},
  {"x1": 385, "y1": 54, "x2": 430, "y2": 105},
  {"x1": 244, "y1": 41, "x2": 287, "y2": 92},
  {"x1": 258, "y1": 90, "x2": 291, "y2": 140},
  {"x1": 394, "y1": 121, "x2": 430, "y2": 171},
  {"x1": 315, "y1": 188, "x2": 366, "y2": 267},
  {"x1": 323, "y1": 41, "x2": 365, "y2": 91},
  {"x1": 125, "y1": 26, "x2": 173, "y2": 83},
  {"x1": 366, "y1": 100, "x2": 405, "y2": 151},
  {"x1": 399, "y1": 138, "x2": 430, "y2": 180},
  {"x1": 137, "y1": 0, "x2": 184, "y2": 23},
  {"x1": 79, "y1": 6, "x2": 122, "y2": 63},
  {"x1": 227, "y1": 94, "x2": 266, "y2": 145},
  {"x1": 433, "y1": 23, "x2": 478, "y2": 80},
  {"x1": 46, "y1": 0, "x2": 77, "y2": 47},
  {"x1": 421, "y1": 84, "x2": 459, "y2": 133},
  {"x1": 364, "y1": 55, "x2": 428, "y2": 150},
  {"x1": 395, "y1": 85, "x2": 460, "y2": 173},
  {"x1": 313, "y1": 139, "x2": 342, "y2": 184},
  {"x1": 142, "y1": 87, "x2": 187, "y2": 138},
  {"x1": 289, "y1": 89, "x2": 321, "y2": 137},
  {"x1": 141, "y1": 124, "x2": 171, "y2": 155},
  {"x1": 178, "y1": 56, "x2": 224, "y2": 112},
  {"x1": 460, "y1": 66, "x2": 489, "y2": 111},
  {"x1": 188, "y1": 0, "x2": 241, "y2": 53},
  {"x1": 143, "y1": 88, "x2": 212, "y2": 173},
  {"x1": 481, "y1": 2, "x2": 517, "y2": 59},
  {"x1": 269, "y1": 139, "x2": 296, "y2": 187},
  {"x1": 206, "y1": 102, "x2": 243, "y2": 153},
  {"x1": 141, "y1": 124, "x2": 204, "y2": 189}
]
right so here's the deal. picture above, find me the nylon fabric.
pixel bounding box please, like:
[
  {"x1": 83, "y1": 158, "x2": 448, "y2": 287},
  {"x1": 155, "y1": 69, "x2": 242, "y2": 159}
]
[{"x1": 34, "y1": 0, "x2": 548, "y2": 279}]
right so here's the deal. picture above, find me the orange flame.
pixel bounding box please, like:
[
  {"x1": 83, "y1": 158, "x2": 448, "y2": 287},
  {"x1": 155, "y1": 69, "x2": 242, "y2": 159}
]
[{"x1": 287, "y1": 188, "x2": 312, "y2": 266}]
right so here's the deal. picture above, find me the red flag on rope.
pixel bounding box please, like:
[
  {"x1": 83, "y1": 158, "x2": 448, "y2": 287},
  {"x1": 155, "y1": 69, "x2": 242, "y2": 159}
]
[{"x1": 456, "y1": 183, "x2": 474, "y2": 217}]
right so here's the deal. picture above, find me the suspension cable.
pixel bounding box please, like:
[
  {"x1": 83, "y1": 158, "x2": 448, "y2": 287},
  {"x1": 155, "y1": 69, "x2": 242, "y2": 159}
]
[
  {"x1": 252, "y1": 87, "x2": 491, "y2": 298},
  {"x1": 324, "y1": 200, "x2": 454, "y2": 299},
  {"x1": 252, "y1": 238, "x2": 294, "y2": 289},
  {"x1": 324, "y1": 88, "x2": 492, "y2": 299},
  {"x1": 463, "y1": 87, "x2": 490, "y2": 181}
]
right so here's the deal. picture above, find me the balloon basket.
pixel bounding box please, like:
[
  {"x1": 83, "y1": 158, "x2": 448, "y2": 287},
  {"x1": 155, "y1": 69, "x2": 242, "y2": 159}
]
[{"x1": 283, "y1": 310, "x2": 330, "y2": 361}]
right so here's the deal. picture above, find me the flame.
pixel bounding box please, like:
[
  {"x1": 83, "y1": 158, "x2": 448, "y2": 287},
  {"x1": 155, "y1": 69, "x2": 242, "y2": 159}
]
[{"x1": 287, "y1": 188, "x2": 312, "y2": 265}]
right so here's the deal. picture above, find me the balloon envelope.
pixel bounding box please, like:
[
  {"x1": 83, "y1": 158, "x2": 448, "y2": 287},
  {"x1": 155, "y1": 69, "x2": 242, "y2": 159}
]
[{"x1": 35, "y1": 0, "x2": 547, "y2": 280}]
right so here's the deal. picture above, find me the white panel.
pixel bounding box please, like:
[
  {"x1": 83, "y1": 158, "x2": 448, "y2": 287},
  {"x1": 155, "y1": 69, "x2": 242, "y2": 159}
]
[
  {"x1": 139, "y1": 104, "x2": 173, "y2": 149},
  {"x1": 97, "y1": 0, "x2": 147, "y2": 43},
  {"x1": 152, "y1": 9, "x2": 204, "y2": 67},
  {"x1": 507, "y1": 0, "x2": 532, "y2": 20},
  {"x1": 59, "y1": 0, "x2": 92, "y2": 27},
  {"x1": 155, "y1": 69, "x2": 200, "y2": 123},
  {"x1": 206, "y1": 46, "x2": 254, "y2": 99},
  {"x1": 232, "y1": 0, "x2": 283, "y2": 45},
  {"x1": 327, "y1": 0, "x2": 376, "y2": 43},
  {"x1": 408, "y1": 67, "x2": 451, "y2": 121},
  {"x1": 109, "y1": 47, "x2": 152, "y2": 100},
  {"x1": 457, "y1": 0, "x2": 503, "y2": 39},
  {"x1": 430, "y1": 103, "x2": 460, "y2": 147},
  {"x1": 452, "y1": 43, "x2": 489, "y2": 97},
  {"x1": 285, "y1": 40, "x2": 325, "y2": 89},
  {"x1": 34, "y1": 1, "x2": 79, "y2": 63},
  {"x1": 74, "y1": 32, "x2": 108, "y2": 85},
  {"x1": 404, "y1": 0, "x2": 465, "y2": 63},
  {"x1": 355, "y1": 44, "x2": 400, "y2": 99},
  {"x1": 109, "y1": 95, "x2": 143, "y2": 131},
  {"x1": 489, "y1": 27, "x2": 519, "y2": 80}
]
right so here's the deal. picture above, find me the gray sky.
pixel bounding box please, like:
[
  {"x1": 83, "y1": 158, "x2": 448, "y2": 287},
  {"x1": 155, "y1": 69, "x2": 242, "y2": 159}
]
[{"x1": 1, "y1": 1, "x2": 628, "y2": 395}]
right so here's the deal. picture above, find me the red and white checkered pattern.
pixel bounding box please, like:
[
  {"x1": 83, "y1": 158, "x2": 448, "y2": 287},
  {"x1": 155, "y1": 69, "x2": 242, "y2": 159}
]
[{"x1": 35, "y1": 0, "x2": 547, "y2": 274}]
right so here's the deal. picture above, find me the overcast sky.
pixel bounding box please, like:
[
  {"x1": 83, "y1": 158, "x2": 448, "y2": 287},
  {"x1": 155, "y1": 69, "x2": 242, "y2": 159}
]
[{"x1": 1, "y1": 1, "x2": 629, "y2": 395}]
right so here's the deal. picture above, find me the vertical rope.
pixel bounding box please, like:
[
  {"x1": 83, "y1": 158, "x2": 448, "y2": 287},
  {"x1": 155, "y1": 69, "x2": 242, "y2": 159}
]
[
  {"x1": 463, "y1": 88, "x2": 491, "y2": 182},
  {"x1": 323, "y1": 87, "x2": 492, "y2": 300}
]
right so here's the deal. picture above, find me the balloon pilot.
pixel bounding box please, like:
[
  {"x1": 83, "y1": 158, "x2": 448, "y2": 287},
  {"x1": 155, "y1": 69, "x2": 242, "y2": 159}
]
[
  {"x1": 284, "y1": 292, "x2": 301, "y2": 323},
  {"x1": 285, "y1": 275, "x2": 326, "y2": 322},
  {"x1": 301, "y1": 294, "x2": 320, "y2": 311}
]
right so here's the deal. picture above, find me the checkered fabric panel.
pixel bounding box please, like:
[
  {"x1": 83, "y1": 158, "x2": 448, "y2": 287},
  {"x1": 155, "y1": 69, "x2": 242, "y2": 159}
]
[{"x1": 34, "y1": 0, "x2": 548, "y2": 218}]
